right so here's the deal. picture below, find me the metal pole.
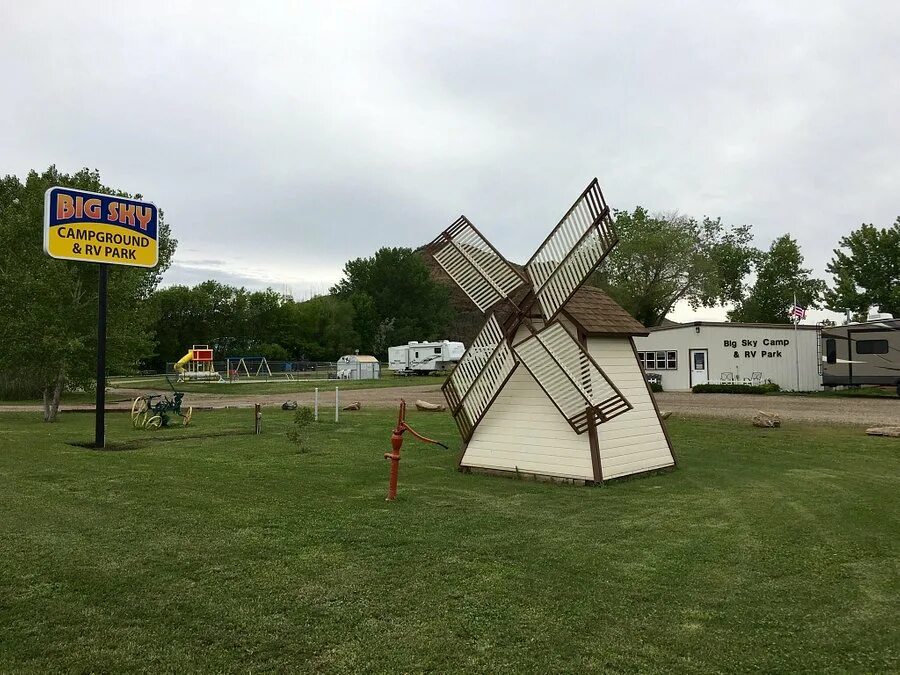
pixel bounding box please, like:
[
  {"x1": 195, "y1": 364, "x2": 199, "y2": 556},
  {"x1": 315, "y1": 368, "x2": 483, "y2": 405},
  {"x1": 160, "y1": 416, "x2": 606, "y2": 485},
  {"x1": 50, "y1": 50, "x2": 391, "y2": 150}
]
[
  {"x1": 314, "y1": 387, "x2": 319, "y2": 421},
  {"x1": 795, "y1": 317, "x2": 801, "y2": 392},
  {"x1": 335, "y1": 387, "x2": 339, "y2": 423},
  {"x1": 95, "y1": 264, "x2": 108, "y2": 448}
]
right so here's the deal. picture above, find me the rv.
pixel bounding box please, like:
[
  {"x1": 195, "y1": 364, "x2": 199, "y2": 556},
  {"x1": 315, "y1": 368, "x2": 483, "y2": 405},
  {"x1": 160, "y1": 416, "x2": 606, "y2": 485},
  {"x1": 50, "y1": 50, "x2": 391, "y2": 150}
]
[
  {"x1": 821, "y1": 315, "x2": 900, "y2": 396},
  {"x1": 388, "y1": 340, "x2": 465, "y2": 375}
]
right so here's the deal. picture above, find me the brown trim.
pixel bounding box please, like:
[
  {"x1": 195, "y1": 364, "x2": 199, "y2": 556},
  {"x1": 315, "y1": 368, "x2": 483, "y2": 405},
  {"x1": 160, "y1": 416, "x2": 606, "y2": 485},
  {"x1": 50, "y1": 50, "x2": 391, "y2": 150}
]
[
  {"x1": 629, "y1": 336, "x2": 678, "y2": 467},
  {"x1": 511, "y1": 320, "x2": 632, "y2": 435},
  {"x1": 578, "y1": 327, "x2": 604, "y2": 483},
  {"x1": 525, "y1": 178, "x2": 603, "y2": 267}
]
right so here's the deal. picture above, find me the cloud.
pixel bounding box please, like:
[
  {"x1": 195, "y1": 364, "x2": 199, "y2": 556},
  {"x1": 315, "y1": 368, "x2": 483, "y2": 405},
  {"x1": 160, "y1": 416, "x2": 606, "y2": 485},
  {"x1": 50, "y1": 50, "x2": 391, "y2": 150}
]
[{"x1": 2, "y1": 1, "x2": 897, "y2": 319}]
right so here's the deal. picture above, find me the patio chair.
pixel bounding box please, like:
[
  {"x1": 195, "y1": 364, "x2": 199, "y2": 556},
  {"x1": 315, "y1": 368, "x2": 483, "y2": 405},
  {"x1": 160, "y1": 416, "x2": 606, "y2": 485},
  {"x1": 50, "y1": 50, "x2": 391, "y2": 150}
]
[
  {"x1": 751, "y1": 372, "x2": 763, "y2": 385},
  {"x1": 720, "y1": 372, "x2": 734, "y2": 383}
]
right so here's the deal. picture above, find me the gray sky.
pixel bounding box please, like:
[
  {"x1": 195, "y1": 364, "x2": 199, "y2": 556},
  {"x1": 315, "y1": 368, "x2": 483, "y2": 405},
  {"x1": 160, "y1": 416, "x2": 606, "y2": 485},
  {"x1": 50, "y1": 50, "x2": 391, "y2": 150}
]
[{"x1": 4, "y1": 1, "x2": 898, "y2": 322}]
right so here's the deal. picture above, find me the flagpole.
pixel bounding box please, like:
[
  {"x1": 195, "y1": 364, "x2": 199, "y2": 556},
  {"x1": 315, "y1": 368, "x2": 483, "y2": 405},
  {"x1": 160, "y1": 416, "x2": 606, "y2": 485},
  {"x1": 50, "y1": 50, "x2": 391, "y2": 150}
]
[{"x1": 794, "y1": 293, "x2": 801, "y2": 392}]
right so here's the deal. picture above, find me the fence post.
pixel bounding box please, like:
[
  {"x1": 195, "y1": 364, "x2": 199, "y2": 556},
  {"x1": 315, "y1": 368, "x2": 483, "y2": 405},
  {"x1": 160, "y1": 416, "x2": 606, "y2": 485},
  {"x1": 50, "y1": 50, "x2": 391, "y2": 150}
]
[
  {"x1": 314, "y1": 388, "x2": 319, "y2": 421},
  {"x1": 335, "y1": 387, "x2": 339, "y2": 423},
  {"x1": 254, "y1": 403, "x2": 261, "y2": 434}
]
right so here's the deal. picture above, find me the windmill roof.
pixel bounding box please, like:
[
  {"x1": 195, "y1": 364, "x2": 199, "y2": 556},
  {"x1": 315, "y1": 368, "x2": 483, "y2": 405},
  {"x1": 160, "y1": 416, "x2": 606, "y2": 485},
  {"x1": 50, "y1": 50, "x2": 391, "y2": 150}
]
[{"x1": 562, "y1": 286, "x2": 649, "y2": 337}]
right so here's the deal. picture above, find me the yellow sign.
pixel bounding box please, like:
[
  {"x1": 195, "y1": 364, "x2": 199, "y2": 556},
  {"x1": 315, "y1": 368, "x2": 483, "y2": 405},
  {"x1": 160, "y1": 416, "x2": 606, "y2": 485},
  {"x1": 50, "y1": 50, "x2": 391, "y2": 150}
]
[{"x1": 44, "y1": 187, "x2": 159, "y2": 268}]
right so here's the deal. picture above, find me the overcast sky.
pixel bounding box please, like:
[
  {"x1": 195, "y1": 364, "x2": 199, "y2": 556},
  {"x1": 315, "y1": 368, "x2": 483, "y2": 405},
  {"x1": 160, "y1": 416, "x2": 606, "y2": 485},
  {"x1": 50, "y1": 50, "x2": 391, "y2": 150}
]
[{"x1": 3, "y1": 1, "x2": 898, "y2": 322}]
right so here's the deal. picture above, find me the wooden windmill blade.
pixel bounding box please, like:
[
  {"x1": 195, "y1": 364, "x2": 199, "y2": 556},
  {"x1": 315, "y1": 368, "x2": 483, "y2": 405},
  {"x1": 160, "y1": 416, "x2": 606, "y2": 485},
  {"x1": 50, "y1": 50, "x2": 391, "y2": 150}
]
[
  {"x1": 525, "y1": 179, "x2": 618, "y2": 322},
  {"x1": 442, "y1": 314, "x2": 518, "y2": 441},
  {"x1": 513, "y1": 322, "x2": 631, "y2": 434},
  {"x1": 427, "y1": 216, "x2": 528, "y2": 313}
]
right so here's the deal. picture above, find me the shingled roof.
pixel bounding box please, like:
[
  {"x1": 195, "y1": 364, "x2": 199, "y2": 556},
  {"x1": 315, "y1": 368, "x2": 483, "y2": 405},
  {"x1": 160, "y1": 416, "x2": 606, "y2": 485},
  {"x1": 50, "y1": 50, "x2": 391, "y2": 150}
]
[{"x1": 561, "y1": 285, "x2": 649, "y2": 337}]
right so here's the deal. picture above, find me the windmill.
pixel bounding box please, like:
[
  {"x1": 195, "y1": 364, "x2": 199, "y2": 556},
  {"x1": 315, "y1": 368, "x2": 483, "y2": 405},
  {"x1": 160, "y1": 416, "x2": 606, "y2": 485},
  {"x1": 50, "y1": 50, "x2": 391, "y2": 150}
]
[{"x1": 426, "y1": 179, "x2": 635, "y2": 448}]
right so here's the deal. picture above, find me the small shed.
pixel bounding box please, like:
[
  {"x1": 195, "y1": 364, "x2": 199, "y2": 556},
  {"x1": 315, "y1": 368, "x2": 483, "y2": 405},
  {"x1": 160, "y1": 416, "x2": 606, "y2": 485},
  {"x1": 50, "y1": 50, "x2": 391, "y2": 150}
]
[{"x1": 336, "y1": 354, "x2": 380, "y2": 380}]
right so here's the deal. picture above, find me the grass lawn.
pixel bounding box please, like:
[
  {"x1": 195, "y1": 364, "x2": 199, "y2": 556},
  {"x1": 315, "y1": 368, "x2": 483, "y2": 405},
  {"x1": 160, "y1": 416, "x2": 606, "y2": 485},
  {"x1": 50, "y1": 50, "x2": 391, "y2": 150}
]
[
  {"x1": 0, "y1": 410, "x2": 897, "y2": 672},
  {"x1": 107, "y1": 375, "x2": 445, "y2": 396}
]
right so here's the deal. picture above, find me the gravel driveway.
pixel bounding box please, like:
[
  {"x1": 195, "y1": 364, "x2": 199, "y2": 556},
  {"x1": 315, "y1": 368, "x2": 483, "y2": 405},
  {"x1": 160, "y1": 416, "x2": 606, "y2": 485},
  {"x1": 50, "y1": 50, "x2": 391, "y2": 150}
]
[{"x1": 2, "y1": 386, "x2": 897, "y2": 427}]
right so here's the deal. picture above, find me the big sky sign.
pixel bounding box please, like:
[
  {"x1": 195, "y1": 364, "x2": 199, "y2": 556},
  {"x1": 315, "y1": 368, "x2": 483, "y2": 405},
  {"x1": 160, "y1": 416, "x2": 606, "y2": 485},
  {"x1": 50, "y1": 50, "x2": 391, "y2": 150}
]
[{"x1": 44, "y1": 187, "x2": 158, "y2": 268}]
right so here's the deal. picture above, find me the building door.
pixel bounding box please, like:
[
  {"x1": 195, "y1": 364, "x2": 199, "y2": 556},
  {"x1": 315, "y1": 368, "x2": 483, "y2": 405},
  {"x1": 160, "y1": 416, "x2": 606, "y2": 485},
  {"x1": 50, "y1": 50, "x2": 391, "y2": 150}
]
[{"x1": 689, "y1": 349, "x2": 708, "y2": 387}]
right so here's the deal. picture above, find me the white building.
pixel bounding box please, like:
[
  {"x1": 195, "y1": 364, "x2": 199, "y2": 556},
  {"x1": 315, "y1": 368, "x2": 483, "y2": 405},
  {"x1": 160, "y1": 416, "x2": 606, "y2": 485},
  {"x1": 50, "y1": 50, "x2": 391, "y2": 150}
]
[
  {"x1": 633, "y1": 321, "x2": 822, "y2": 391},
  {"x1": 336, "y1": 354, "x2": 380, "y2": 380}
]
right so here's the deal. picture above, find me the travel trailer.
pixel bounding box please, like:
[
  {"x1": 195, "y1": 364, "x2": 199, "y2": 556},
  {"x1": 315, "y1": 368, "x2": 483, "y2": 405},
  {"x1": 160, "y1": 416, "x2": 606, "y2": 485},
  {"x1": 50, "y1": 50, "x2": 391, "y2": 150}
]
[
  {"x1": 821, "y1": 315, "x2": 900, "y2": 395},
  {"x1": 388, "y1": 340, "x2": 465, "y2": 375}
]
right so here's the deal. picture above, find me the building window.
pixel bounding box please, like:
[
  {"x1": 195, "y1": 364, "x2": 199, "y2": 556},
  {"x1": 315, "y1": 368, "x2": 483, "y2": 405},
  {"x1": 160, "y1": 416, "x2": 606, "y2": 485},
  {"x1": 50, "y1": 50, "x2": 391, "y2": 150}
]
[
  {"x1": 638, "y1": 350, "x2": 678, "y2": 370},
  {"x1": 855, "y1": 339, "x2": 888, "y2": 355}
]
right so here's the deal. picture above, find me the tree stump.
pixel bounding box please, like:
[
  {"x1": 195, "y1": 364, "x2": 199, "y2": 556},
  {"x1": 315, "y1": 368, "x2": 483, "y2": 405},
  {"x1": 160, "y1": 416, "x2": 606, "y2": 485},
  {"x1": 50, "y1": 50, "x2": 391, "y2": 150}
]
[{"x1": 415, "y1": 399, "x2": 446, "y2": 412}]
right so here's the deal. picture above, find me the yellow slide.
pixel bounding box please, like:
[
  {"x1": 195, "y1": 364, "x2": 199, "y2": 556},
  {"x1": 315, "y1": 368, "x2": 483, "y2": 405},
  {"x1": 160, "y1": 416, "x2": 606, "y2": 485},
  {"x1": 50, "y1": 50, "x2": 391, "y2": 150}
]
[{"x1": 174, "y1": 350, "x2": 193, "y2": 374}]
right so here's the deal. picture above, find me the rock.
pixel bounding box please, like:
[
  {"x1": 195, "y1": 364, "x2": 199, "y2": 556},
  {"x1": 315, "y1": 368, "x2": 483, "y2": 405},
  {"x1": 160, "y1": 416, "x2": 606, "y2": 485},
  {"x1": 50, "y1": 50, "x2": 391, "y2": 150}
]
[
  {"x1": 281, "y1": 400, "x2": 298, "y2": 411},
  {"x1": 752, "y1": 410, "x2": 781, "y2": 428},
  {"x1": 342, "y1": 401, "x2": 361, "y2": 411},
  {"x1": 415, "y1": 399, "x2": 446, "y2": 412},
  {"x1": 865, "y1": 426, "x2": 900, "y2": 437}
]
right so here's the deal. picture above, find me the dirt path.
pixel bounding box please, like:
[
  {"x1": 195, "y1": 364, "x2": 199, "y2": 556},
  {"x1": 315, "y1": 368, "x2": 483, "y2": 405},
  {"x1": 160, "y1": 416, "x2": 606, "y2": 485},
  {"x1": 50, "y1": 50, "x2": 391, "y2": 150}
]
[
  {"x1": 0, "y1": 384, "x2": 447, "y2": 413},
  {"x1": 2, "y1": 387, "x2": 897, "y2": 426},
  {"x1": 655, "y1": 392, "x2": 900, "y2": 427}
]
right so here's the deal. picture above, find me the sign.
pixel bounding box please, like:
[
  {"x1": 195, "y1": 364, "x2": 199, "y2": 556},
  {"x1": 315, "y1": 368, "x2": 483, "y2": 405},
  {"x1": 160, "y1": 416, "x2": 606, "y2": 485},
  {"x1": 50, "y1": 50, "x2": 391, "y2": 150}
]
[{"x1": 44, "y1": 187, "x2": 158, "y2": 268}]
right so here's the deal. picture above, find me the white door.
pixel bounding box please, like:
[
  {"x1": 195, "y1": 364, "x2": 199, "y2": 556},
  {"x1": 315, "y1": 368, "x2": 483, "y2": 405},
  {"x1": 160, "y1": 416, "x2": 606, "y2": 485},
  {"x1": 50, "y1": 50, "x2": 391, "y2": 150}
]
[{"x1": 690, "y1": 349, "x2": 708, "y2": 386}]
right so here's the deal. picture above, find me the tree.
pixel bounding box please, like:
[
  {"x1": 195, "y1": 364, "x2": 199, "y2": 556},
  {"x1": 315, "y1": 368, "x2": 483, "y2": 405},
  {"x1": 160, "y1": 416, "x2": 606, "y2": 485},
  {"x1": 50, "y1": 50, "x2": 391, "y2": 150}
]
[
  {"x1": 331, "y1": 247, "x2": 453, "y2": 357},
  {"x1": 728, "y1": 235, "x2": 825, "y2": 323},
  {"x1": 824, "y1": 218, "x2": 900, "y2": 320},
  {"x1": 0, "y1": 167, "x2": 176, "y2": 420},
  {"x1": 590, "y1": 207, "x2": 756, "y2": 327}
]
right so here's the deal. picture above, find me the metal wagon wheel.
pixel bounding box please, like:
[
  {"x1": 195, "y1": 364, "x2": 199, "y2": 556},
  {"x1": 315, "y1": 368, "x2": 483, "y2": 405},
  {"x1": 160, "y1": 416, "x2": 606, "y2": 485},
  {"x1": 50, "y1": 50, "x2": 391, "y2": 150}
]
[
  {"x1": 145, "y1": 415, "x2": 163, "y2": 430},
  {"x1": 182, "y1": 406, "x2": 193, "y2": 427},
  {"x1": 131, "y1": 397, "x2": 149, "y2": 428}
]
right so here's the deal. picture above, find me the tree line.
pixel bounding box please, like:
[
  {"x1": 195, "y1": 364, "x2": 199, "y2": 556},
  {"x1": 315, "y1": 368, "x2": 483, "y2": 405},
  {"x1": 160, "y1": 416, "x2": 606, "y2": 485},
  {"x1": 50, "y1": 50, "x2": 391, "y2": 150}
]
[{"x1": 1, "y1": 166, "x2": 897, "y2": 418}]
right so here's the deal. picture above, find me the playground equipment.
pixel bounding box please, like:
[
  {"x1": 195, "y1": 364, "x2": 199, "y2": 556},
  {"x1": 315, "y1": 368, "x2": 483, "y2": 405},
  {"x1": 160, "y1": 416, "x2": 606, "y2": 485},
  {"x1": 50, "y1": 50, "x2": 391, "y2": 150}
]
[
  {"x1": 175, "y1": 345, "x2": 223, "y2": 382},
  {"x1": 227, "y1": 356, "x2": 272, "y2": 380},
  {"x1": 384, "y1": 399, "x2": 448, "y2": 501},
  {"x1": 131, "y1": 378, "x2": 193, "y2": 429}
]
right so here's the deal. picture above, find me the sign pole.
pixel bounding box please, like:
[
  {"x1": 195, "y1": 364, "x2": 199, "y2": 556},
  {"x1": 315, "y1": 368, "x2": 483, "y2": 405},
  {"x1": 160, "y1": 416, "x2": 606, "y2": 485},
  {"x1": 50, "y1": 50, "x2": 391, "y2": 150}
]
[{"x1": 95, "y1": 264, "x2": 108, "y2": 448}]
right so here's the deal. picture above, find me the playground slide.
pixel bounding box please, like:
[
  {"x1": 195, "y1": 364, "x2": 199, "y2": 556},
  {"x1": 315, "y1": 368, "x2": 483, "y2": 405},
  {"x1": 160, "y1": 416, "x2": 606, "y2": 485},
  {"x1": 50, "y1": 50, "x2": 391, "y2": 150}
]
[{"x1": 174, "y1": 350, "x2": 193, "y2": 373}]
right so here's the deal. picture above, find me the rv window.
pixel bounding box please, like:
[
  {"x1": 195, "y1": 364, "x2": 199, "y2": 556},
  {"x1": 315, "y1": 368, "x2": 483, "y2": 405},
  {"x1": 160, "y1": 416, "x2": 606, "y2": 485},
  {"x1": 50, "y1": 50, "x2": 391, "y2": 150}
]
[
  {"x1": 434, "y1": 348, "x2": 441, "y2": 354},
  {"x1": 855, "y1": 339, "x2": 888, "y2": 355},
  {"x1": 826, "y1": 339, "x2": 836, "y2": 364},
  {"x1": 415, "y1": 351, "x2": 419, "y2": 358}
]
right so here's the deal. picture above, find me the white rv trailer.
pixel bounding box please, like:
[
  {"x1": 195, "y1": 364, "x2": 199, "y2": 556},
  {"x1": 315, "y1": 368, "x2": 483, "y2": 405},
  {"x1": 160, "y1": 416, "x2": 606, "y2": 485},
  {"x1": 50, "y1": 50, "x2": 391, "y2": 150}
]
[
  {"x1": 821, "y1": 314, "x2": 900, "y2": 395},
  {"x1": 388, "y1": 340, "x2": 465, "y2": 375}
]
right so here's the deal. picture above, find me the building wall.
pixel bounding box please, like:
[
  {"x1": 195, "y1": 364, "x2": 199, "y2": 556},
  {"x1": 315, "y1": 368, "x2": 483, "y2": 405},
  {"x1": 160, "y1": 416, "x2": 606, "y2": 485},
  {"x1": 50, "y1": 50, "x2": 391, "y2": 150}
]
[
  {"x1": 462, "y1": 322, "x2": 594, "y2": 480},
  {"x1": 633, "y1": 324, "x2": 822, "y2": 391},
  {"x1": 461, "y1": 324, "x2": 675, "y2": 481},
  {"x1": 587, "y1": 338, "x2": 675, "y2": 479}
]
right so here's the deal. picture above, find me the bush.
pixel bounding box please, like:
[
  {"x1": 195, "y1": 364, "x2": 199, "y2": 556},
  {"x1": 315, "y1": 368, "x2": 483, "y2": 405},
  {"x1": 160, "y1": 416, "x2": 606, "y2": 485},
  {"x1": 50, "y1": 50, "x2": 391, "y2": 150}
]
[
  {"x1": 286, "y1": 406, "x2": 316, "y2": 450},
  {"x1": 692, "y1": 383, "x2": 781, "y2": 394},
  {"x1": 650, "y1": 382, "x2": 663, "y2": 393}
]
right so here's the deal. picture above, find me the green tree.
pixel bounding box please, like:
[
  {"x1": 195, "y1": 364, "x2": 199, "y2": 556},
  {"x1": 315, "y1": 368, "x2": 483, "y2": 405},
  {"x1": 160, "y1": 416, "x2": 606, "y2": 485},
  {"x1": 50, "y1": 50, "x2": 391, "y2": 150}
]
[
  {"x1": 590, "y1": 207, "x2": 756, "y2": 327},
  {"x1": 824, "y1": 218, "x2": 900, "y2": 320},
  {"x1": 331, "y1": 247, "x2": 453, "y2": 357},
  {"x1": 0, "y1": 166, "x2": 176, "y2": 420},
  {"x1": 728, "y1": 235, "x2": 825, "y2": 323}
]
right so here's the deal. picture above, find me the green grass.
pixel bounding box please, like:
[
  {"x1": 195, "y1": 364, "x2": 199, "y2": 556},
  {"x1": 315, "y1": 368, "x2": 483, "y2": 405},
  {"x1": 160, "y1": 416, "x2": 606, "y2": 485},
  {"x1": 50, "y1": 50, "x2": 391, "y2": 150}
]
[
  {"x1": 0, "y1": 410, "x2": 897, "y2": 672},
  {"x1": 789, "y1": 387, "x2": 899, "y2": 399},
  {"x1": 108, "y1": 375, "x2": 444, "y2": 396}
]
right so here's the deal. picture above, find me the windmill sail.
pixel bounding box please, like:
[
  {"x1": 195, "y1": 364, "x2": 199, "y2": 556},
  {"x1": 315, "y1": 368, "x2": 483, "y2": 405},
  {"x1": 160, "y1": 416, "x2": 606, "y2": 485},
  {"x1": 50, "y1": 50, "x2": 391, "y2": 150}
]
[
  {"x1": 442, "y1": 314, "x2": 517, "y2": 440},
  {"x1": 525, "y1": 179, "x2": 618, "y2": 321},
  {"x1": 513, "y1": 322, "x2": 631, "y2": 434},
  {"x1": 428, "y1": 216, "x2": 527, "y2": 313}
]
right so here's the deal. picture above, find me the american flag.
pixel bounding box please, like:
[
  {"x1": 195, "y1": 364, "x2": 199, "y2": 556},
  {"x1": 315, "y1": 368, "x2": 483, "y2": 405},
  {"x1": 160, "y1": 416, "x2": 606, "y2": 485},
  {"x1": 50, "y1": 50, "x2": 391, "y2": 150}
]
[{"x1": 789, "y1": 303, "x2": 806, "y2": 320}]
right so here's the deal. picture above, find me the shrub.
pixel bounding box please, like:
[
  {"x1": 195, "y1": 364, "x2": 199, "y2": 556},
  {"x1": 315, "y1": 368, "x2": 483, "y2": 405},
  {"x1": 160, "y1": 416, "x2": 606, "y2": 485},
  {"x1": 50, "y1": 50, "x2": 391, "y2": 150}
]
[
  {"x1": 692, "y1": 383, "x2": 781, "y2": 395},
  {"x1": 286, "y1": 406, "x2": 316, "y2": 450},
  {"x1": 650, "y1": 382, "x2": 663, "y2": 393}
]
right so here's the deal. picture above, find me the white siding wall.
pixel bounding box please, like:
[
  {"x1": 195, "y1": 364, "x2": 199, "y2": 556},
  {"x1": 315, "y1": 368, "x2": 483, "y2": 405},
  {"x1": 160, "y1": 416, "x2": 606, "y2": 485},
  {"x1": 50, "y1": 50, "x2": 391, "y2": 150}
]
[
  {"x1": 462, "y1": 323, "x2": 593, "y2": 480},
  {"x1": 461, "y1": 325, "x2": 675, "y2": 482},
  {"x1": 588, "y1": 338, "x2": 675, "y2": 479},
  {"x1": 633, "y1": 324, "x2": 822, "y2": 391}
]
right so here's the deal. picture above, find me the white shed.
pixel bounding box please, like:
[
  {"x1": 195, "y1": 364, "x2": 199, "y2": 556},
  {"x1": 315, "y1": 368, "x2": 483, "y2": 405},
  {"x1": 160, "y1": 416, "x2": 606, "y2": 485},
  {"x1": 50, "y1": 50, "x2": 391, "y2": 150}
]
[
  {"x1": 633, "y1": 321, "x2": 822, "y2": 391},
  {"x1": 336, "y1": 354, "x2": 380, "y2": 380},
  {"x1": 458, "y1": 286, "x2": 677, "y2": 483}
]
